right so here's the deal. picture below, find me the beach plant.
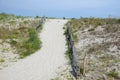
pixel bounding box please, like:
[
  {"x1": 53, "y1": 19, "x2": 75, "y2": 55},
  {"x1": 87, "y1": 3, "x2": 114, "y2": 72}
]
[
  {"x1": 107, "y1": 70, "x2": 118, "y2": 78},
  {"x1": 0, "y1": 58, "x2": 5, "y2": 62},
  {"x1": 19, "y1": 28, "x2": 41, "y2": 58},
  {"x1": 0, "y1": 13, "x2": 43, "y2": 59}
]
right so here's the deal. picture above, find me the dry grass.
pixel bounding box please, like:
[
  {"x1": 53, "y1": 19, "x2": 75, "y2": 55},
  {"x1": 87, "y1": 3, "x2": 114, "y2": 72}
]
[
  {"x1": 66, "y1": 17, "x2": 120, "y2": 80},
  {"x1": 0, "y1": 13, "x2": 43, "y2": 59}
]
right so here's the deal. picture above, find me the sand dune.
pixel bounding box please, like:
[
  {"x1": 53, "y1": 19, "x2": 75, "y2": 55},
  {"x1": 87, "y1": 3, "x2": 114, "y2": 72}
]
[{"x1": 0, "y1": 19, "x2": 68, "y2": 80}]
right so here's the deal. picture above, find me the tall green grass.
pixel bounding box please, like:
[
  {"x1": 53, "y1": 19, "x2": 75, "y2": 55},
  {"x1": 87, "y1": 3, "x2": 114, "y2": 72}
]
[
  {"x1": 19, "y1": 28, "x2": 41, "y2": 58},
  {"x1": 0, "y1": 13, "x2": 43, "y2": 59}
]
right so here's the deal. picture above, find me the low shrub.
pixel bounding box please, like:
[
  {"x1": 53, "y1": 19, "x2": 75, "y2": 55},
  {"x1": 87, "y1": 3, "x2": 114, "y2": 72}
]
[
  {"x1": 107, "y1": 70, "x2": 118, "y2": 78},
  {"x1": 0, "y1": 58, "x2": 5, "y2": 62},
  {"x1": 88, "y1": 28, "x2": 95, "y2": 31},
  {"x1": 19, "y1": 28, "x2": 41, "y2": 58},
  {"x1": 63, "y1": 17, "x2": 66, "y2": 19},
  {"x1": 0, "y1": 13, "x2": 44, "y2": 59}
]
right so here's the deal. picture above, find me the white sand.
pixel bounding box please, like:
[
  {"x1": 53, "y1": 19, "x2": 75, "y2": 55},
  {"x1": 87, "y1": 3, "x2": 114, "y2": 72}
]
[{"x1": 0, "y1": 19, "x2": 68, "y2": 80}]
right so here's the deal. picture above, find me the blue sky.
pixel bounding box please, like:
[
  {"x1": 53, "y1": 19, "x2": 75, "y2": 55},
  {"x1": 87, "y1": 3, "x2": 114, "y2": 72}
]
[{"x1": 0, "y1": 0, "x2": 120, "y2": 18}]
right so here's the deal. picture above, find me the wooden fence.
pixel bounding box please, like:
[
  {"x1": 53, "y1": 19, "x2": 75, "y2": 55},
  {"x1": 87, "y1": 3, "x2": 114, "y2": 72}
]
[
  {"x1": 66, "y1": 24, "x2": 81, "y2": 79},
  {"x1": 36, "y1": 16, "x2": 46, "y2": 31}
]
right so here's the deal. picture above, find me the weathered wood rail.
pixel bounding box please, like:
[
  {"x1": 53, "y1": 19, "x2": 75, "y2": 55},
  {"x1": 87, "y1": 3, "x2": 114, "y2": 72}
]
[
  {"x1": 66, "y1": 24, "x2": 81, "y2": 79},
  {"x1": 36, "y1": 16, "x2": 46, "y2": 31}
]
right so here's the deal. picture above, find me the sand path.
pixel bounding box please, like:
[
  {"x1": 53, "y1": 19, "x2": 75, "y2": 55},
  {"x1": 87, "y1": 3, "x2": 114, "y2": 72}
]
[{"x1": 0, "y1": 19, "x2": 68, "y2": 80}]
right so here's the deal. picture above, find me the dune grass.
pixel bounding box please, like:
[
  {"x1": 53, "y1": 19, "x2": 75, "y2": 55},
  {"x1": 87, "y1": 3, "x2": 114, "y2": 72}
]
[
  {"x1": 19, "y1": 28, "x2": 41, "y2": 58},
  {"x1": 0, "y1": 13, "x2": 43, "y2": 59}
]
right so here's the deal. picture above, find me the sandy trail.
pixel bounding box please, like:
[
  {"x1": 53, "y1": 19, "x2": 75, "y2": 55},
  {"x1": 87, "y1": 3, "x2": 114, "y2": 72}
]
[{"x1": 0, "y1": 19, "x2": 68, "y2": 80}]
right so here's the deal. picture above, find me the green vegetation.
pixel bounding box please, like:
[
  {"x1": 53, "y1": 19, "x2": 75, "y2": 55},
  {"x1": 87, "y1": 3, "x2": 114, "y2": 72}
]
[
  {"x1": 107, "y1": 70, "x2": 118, "y2": 78},
  {"x1": 66, "y1": 17, "x2": 120, "y2": 42},
  {"x1": 72, "y1": 33, "x2": 78, "y2": 42},
  {"x1": 88, "y1": 28, "x2": 95, "y2": 31},
  {"x1": 65, "y1": 48, "x2": 72, "y2": 61},
  {"x1": 64, "y1": 28, "x2": 72, "y2": 61},
  {"x1": 0, "y1": 58, "x2": 5, "y2": 62},
  {"x1": 35, "y1": 16, "x2": 40, "y2": 18},
  {"x1": 7, "y1": 27, "x2": 42, "y2": 59},
  {"x1": 19, "y1": 28, "x2": 41, "y2": 58},
  {"x1": 0, "y1": 13, "x2": 43, "y2": 59},
  {"x1": 63, "y1": 17, "x2": 66, "y2": 19},
  {"x1": 66, "y1": 17, "x2": 120, "y2": 80}
]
